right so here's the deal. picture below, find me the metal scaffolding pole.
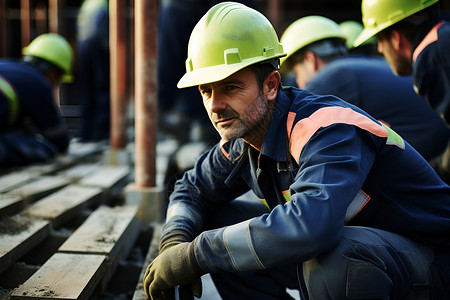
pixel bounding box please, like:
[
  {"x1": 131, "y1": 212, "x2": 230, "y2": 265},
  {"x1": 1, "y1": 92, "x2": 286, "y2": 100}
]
[
  {"x1": 134, "y1": 0, "x2": 157, "y2": 187},
  {"x1": 110, "y1": 0, "x2": 128, "y2": 151},
  {"x1": 20, "y1": 0, "x2": 30, "y2": 48}
]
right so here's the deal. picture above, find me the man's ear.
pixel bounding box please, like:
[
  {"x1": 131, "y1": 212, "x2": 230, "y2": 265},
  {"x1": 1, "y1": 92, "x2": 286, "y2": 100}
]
[
  {"x1": 304, "y1": 50, "x2": 321, "y2": 71},
  {"x1": 391, "y1": 30, "x2": 412, "y2": 58},
  {"x1": 264, "y1": 70, "x2": 281, "y2": 102},
  {"x1": 390, "y1": 30, "x2": 402, "y2": 51}
]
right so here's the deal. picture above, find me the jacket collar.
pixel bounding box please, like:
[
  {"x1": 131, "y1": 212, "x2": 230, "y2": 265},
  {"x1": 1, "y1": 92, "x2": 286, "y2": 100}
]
[{"x1": 259, "y1": 87, "x2": 292, "y2": 162}]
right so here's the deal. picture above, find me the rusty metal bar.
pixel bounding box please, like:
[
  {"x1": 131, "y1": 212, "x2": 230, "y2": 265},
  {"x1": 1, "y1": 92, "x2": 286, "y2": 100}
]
[
  {"x1": 268, "y1": 0, "x2": 282, "y2": 33},
  {"x1": 134, "y1": 0, "x2": 157, "y2": 187},
  {"x1": 48, "y1": 0, "x2": 59, "y2": 33},
  {"x1": 109, "y1": 0, "x2": 128, "y2": 150},
  {"x1": 0, "y1": 0, "x2": 6, "y2": 57},
  {"x1": 20, "y1": 0, "x2": 30, "y2": 48}
]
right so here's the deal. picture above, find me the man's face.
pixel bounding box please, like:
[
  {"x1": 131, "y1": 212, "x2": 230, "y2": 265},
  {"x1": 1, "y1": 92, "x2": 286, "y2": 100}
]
[
  {"x1": 377, "y1": 35, "x2": 412, "y2": 76},
  {"x1": 199, "y1": 68, "x2": 272, "y2": 145}
]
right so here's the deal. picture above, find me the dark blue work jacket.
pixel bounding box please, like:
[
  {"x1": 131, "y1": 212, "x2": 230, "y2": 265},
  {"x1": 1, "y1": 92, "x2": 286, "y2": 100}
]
[
  {"x1": 412, "y1": 17, "x2": 450, "y2": 125},
  {"x1": 162, "y1": 87, "x2": 450, "y2": 274},
  {"x1": 306, "y1": 56, "x2": 450, "y2": 161},
  {"x1": 0, "y1": 59, "x2": 69, "y2": 153}
]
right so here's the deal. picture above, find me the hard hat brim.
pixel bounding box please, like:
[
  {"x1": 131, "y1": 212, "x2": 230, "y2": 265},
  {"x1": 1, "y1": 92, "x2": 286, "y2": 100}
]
[
  {"x1": 353, "y1": 28, "x2": 379, "y2": 48},
  {"x1": 177, "y1": 55, "x2": 285, "y2": 89}
]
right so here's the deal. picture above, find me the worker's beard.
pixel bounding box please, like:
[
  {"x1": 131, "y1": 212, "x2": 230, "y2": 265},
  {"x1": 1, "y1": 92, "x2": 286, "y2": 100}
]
[{"x1": 213, "y1": 91, "x2": 273, "y2": 145}]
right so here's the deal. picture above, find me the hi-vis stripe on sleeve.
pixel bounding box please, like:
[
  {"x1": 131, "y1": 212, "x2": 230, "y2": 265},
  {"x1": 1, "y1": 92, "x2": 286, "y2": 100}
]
[
  {"x1": 223, "y1": 219, "x2": 265, "y2": 271},
  {"x1": 287, "y1": 107, "x2": 404, "y2": 164},
  {"x1": 0, "y1": 75, "x2": 19, "y2": 125},
  {"x1": 413, "y1": 21, "x2": 444, "y2": 63}
]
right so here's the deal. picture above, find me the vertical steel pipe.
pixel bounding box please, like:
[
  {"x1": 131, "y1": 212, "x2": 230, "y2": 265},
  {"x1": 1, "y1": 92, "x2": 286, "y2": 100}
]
[
  {"x1": 134, "y1": 0, "x2": 157, "y2": 187},
  {"x1": 48, "y1": 0, "x2": 59, "y2": 33},
  {"x1": 110, "y1": 0, "x2": 128, "y2": 150},
  {"x1": 20, "y1": 0, "x2": 30, "y2": 47}
]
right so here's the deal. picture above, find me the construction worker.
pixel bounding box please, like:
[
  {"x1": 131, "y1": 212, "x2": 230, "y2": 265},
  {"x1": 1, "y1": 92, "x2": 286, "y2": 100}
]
[
  {"x1": 77, "y1": 0, "x2": 110, "y2": 142},
  {"x1": 280, "y1": 16, "x2": 450, "y2": 162},
  {"x1": 355, "y1": 0, "x2": 450, "y2": 183},
  {"x1": 143, "y1": 2, "x2": 450, "y2": 300},
  {"x1": 0, "y1": 33, "x2": 72, "y2": 167}
]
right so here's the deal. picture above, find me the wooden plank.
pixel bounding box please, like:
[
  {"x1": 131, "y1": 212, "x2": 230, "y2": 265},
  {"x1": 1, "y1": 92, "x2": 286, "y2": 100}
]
[
  {"x1": 8, "y1": 176, "x2": 72, "y2": 203},
  {"x1": 67, "y1": 141, "x2": 106, "y2": 160},
  {"x1": 57, "y1": 163, "x2": 99, "y2": 180},
  {"x1": 0, "y1": 172, "x2": 37, "y2": 193},
  {"x1": 0, "y1": 194, "x2": 24, "y2": 218},
  {"x1": 21, "y1": 155, "x2": 77, "y2": 175},
  {"x1": 21, "y1": 185, "x2": 103, "y2": 228},
  {"x1": 78, "y1": 165, "x2": 130, "y2": 189},
  {"x1": 10, "y1": 253, "x2": 107, "y2": 300},
  {"x1": 58, "y1": 205, "x2": 139, "y2": 257},
  {"x1": 0, "y1": 215, "x2": 50, "y2": 274}
]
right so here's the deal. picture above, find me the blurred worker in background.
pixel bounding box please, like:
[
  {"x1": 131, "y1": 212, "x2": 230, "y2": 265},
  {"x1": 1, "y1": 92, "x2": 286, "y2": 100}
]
[
  {"x1": 355, "y1": 0, "x2": 450, "y2": 181},
  {"x1": 280, "y1": 16, "x2": 450, "y2": 163},
  {"x1": 143, "y1": 2, "x2": 450, "y2": 300},
  {"x1": 0, "y1": 33, "x2": 72, "y2": 168},
  {"x1": 77, "y1": 0, "x2": 110, "y2": 142}
]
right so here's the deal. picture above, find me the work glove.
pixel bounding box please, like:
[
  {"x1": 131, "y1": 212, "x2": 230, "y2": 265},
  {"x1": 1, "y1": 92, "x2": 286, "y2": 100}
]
[{"x1": 143, "y1": 242, "x2": 203, "y2": 300}]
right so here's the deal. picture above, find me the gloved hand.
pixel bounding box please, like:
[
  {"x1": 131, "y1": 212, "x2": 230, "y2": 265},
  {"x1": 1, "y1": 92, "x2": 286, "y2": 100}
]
[{"x1": 143, "y1": 242, "x2": 203, "y2": 300}]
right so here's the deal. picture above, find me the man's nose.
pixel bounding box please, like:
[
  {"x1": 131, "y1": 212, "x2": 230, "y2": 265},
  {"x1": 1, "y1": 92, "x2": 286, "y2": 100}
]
[{"x1": 210, "y1": 91, "x2": 227, "y2": 113}]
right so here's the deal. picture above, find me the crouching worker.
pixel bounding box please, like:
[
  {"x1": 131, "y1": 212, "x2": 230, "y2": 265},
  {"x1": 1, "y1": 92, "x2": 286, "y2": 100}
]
[
  {"x1": 0, "y1": 33, "x2": 72, "y2": 167},
  {"x1": 143, "y1": 2, "x2": 450, "y2": 299}
]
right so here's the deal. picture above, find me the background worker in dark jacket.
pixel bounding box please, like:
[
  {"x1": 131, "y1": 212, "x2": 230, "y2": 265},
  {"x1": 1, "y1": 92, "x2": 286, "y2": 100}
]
[
  {"x1": 280, "y1": 15, "x2": 450, "y2": 163},
  {"x1": 0, "y1": 33, "x2": 72, "y2": 167},
  {"x1": 355, "y1": 0, "x2": 450, "y2": 182},
  {"x1": 77, "y1": 0, "x2": 110, "y2": 142},
  {"x1": 143, "y1": 3, "x2": 450, "y2": 300}
]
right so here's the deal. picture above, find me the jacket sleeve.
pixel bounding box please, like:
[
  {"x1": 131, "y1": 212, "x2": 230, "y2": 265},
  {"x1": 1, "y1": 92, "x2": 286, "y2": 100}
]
[
  {"x1": 160, "y1": 142, "x2": 251, "y2": 251},
  {"x1": 193, "y1": 124, "x2": 378, "y2": 273}
]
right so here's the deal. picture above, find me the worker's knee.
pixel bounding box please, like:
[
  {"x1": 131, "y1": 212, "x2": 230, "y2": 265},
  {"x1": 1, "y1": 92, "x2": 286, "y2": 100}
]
[{"x1": 302, "y1": 244, "x2": 391, "y2": 299}]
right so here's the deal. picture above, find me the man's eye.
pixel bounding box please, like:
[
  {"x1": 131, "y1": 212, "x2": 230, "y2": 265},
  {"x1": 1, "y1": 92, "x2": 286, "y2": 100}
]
[{"x1": 225, "y1": 85, "x2": 237, "y2": 91}]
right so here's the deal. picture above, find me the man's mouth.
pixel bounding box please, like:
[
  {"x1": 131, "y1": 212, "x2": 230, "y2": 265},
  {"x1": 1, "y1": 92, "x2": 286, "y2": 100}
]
[{"x1": 216, "y1": 117, "x2": 235, "y2": 126}]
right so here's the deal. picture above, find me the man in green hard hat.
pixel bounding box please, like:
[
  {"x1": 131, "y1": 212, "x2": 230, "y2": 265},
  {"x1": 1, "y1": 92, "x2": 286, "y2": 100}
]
[
  {"x1": 143, "y1": 2, "x2": 450, "y2": 300},
  {"x1": 355, "y1": 0, "x2": 450, "y2": 183},
  {"x1": 279, "y1": 15, "x2": 450, "y2": 169},
  {"x1": 0, "y1": 33, "x2": 73, "y2": 167}
]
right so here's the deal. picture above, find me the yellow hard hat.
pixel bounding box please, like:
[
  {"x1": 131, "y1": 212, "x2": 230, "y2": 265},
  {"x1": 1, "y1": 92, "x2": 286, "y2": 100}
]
[
  {"x1": 354, "y1": 0, "x2": 439, "y2": 47},
  {"x1": 177, "y1": 2, "x2": 286, "y2": 89},
  {"x1": 280, "y1": 16, "x2": 346, "y2": 66},
  {"x1": 339, "y1": 21, "x2": 376, "y2": 49},
  {"x1": 22, "y1": 33, "x2": 74, "y2": 82}
]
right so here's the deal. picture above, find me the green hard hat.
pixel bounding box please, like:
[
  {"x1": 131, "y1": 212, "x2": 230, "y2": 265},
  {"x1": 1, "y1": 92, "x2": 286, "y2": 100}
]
[
  {"x1": 280, "y1": 16, "x2": 346, "y2": 66},
  {"x1": 354, "y1": 0, "x2": 440, "y2": 47},
  {"x1": 339, "y1": 21, "x2": 376, "y2": 49},
  {"x1": 22, "y1": 33, "x2": 74, "y2": 80},
  {"x1": 177, "y1": 2, "x2": 286, "y2": 89}
]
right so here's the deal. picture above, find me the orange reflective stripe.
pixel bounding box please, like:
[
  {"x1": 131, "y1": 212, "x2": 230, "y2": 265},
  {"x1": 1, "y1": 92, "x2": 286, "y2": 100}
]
[
  {"x1": 412, "y1": 20, "x2": 444, "y2": 63},
  {"x1": 286, "y1": 112, "x2": 296, "y2": 140},
  {"x1": 288, "y1": 107, "x2": 388, "y2": 164},
  {"x1": 220, "y1": 139, "x2": 231, "y2": 160}
]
